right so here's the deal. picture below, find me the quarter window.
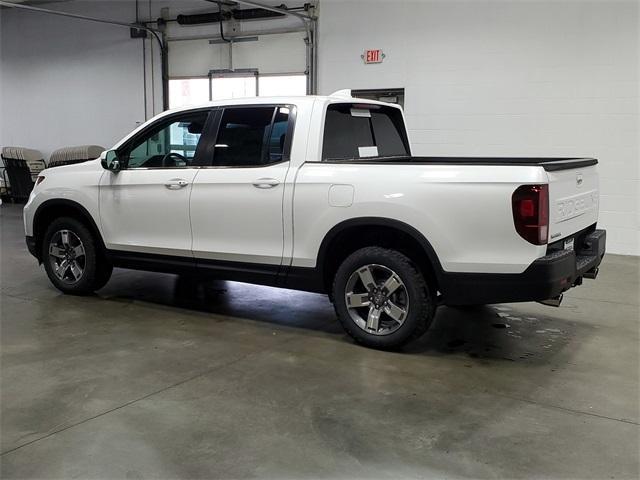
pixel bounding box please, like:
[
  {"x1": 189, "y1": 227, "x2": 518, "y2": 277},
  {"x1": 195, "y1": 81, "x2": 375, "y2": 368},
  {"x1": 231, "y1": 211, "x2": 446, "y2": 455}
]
[{"x1": 268, "y1": 107, "x2": 290, "y2": 163}]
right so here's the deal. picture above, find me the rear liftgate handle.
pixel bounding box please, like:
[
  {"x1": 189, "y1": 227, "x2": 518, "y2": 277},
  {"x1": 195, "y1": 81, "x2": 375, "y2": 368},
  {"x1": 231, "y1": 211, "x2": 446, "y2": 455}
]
[{"x1": 252, "y1": 178, "x2": 280, "y2": 189}]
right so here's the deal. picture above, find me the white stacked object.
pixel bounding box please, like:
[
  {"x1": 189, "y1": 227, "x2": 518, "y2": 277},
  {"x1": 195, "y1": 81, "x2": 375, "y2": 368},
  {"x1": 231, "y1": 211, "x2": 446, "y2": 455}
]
[
  {"x1": 1, "y1": 146, "x2": 46, "y2": 182},
  {"x1": 48, "y1": 145, "x2": 105, "y2": 168}
]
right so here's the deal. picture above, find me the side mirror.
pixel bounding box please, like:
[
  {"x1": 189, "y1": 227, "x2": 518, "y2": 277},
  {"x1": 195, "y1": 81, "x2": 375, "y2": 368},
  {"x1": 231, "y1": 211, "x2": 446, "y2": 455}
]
[{"x1": 101, "y1": 150, "x2": 122, "y2": 172}]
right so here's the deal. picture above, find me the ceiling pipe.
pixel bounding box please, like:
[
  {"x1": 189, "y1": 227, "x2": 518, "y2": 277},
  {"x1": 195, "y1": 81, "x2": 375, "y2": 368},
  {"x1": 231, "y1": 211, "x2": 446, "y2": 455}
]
[
  {"x1": 0, "y1": 1, "x2": 161, "y2": 37},
  {"x1": 167, "y1": 25, "x2": 306, "y2": 42},
  {"x1": 0, "y1": 0, "x2": 170, "y2": 110},
  {"x1": 224, "y1": 0, "x2": 312, "y2": 22}
]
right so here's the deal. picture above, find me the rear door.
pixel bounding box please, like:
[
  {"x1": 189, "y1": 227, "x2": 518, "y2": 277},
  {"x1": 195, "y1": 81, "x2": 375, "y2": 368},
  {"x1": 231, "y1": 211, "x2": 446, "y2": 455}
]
[
  {"x1": 547, "y1": 163, "x2": 599, "y2": 242},
  {"x1": 189, "y1": 105, "x2": 294, "y2": 269}
]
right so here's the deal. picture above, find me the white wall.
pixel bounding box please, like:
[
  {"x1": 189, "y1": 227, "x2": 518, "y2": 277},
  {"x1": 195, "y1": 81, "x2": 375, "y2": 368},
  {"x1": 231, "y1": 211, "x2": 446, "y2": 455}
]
[
  {"x1": 0, "y1": 1, "x2": 149, "y2": 159},
  {"x1": 0, "y1": 0, "x2": 309, "y2": 161},
  {"x1": 319, "y1": 0, "x2": 639, "y2": 256}
]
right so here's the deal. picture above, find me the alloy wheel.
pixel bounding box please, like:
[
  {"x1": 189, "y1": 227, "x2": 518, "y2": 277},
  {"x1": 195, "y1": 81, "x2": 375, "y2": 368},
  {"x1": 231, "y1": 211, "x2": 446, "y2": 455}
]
[
  {"x1": 344, "y1": 263, "x2": 409, "y2": 335},
  {"x1": 48, "y1": 230, "x2": 86, "y2": 284}
]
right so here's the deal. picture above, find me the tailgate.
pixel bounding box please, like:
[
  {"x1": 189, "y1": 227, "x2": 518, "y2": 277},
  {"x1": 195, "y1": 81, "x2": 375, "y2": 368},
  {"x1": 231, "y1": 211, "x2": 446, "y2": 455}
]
[{"x1": 547, "y1": 164, "x2": 599, "y2": 242}]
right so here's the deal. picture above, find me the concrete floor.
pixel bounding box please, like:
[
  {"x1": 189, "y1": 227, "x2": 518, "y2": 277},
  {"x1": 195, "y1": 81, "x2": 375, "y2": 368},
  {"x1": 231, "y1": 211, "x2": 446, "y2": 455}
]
[{"x1": 1, "y1": 203, "x2": 638, "y2": 479}]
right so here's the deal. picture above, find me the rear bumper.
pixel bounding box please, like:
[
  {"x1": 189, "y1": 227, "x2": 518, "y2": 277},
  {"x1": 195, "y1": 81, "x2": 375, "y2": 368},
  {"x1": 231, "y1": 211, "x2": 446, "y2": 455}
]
[{"x1": 442, "y1": 229, "x2": 606, "y2": 306}]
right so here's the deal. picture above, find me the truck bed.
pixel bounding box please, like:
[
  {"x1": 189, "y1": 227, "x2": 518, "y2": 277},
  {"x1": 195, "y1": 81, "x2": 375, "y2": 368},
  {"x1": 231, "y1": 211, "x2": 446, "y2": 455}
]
[{"x1": 324, "y1": 156, "x2": 598, "y2": 172}]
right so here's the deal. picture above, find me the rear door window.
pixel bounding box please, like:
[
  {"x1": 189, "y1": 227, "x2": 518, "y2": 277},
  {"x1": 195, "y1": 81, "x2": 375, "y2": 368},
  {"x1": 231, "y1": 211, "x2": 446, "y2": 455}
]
[
  {"x1": 212, "y1": 106, "x2": 291, "y2": 167},
  {"x1": 321, "y1": 104, "x2": 409, "y2": 161}
]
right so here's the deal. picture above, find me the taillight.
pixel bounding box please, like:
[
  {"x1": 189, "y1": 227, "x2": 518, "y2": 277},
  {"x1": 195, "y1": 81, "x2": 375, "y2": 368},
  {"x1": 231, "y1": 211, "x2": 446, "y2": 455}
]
[{"x1": 512, "y1": 184, "x2": 549, "y2": 245}]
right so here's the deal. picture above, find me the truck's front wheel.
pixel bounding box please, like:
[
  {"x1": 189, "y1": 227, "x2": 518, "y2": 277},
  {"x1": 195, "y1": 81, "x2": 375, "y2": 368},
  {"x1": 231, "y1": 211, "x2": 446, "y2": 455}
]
[
  {"x1": 332, "y1": 247, "x2": 436, "y2": 349},
  {"x1": 42, "y1": 217, "x2": 113, "y2": 295}
]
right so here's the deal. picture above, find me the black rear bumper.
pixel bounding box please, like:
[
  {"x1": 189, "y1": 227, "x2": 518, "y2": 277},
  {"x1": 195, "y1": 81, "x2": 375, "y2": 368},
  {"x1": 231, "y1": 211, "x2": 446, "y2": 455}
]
[{"x1": 441, "y1": 229, "x2": 606, "y2": 306}]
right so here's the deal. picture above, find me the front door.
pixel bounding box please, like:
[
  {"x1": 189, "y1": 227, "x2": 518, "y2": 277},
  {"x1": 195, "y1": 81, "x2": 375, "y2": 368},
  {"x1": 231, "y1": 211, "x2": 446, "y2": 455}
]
[
  {"x1": 99, "y1": 109, "x2": 212, "y2": 257},
  {"x1": 190, "y1": 105, "x2": 293, "y2": 268}
]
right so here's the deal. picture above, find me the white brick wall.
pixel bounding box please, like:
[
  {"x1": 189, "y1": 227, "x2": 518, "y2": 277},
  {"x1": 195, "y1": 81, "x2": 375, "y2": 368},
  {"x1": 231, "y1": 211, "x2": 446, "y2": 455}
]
[{"x1": 319, "y1": 0, "x2": 639, "y2": 255}]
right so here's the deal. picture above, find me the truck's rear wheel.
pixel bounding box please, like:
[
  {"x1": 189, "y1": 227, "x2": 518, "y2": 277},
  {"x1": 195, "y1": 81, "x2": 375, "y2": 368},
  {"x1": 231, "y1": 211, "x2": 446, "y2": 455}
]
[
  {"x1": 42, "y1": 217, "x2": 112, "y2": 295},
  {"x1": 332, "y1": 247, "x2": 436, "y2": 349}
]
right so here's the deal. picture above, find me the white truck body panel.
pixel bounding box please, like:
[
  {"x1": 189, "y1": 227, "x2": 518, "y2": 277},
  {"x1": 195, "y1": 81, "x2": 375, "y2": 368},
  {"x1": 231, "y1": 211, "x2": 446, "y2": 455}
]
[
  {"x1": 547, "y1": 165, "x2": 599, "y2": 243},
  {"x1": 23, "y1": 94, "x2": 602, "y2": 282},
  {"x1": 291, "y1": 163, "x2": 549, "y2": 273},
  {"x1": 23, "y1": 159, "x2": 104, "y2": 238},
  {"x1": 190, "y1": 162, "x2": 291, "y2": 265}
]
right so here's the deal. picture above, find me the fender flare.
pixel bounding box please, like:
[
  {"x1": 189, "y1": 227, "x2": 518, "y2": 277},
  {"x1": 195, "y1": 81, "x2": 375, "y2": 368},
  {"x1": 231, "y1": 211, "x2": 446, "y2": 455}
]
[
  {"x1": 32, "y1": 199, "x2": 105, "y2": 259},
  {"x1": 315, "y1": 216, "x2": 445, "y2": 285}
]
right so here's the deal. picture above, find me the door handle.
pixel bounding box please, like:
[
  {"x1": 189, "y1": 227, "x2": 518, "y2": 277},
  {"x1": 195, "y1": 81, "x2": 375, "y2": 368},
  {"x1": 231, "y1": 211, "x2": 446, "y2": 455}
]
[
  {"x1": 252, "y1": 178, "x2": 280, "y2": 189},
  {"x1": 164, "y1": 178, "x2": 189, "y2": 190}
]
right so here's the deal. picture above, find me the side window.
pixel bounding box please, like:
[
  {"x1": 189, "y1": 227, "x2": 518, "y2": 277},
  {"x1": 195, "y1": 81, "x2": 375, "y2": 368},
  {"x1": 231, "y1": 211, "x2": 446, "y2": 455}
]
[
  {"x1": 126, "y1": 111, "x2": 209, "y2": 168},
  {"x1": 267, "y1": 107, "x2": 290, "y2": 163},
  {"x1": 371, "y1": 110, "x2": 407, "y2": 157},
  {"x1": 322, "y1": 106, "x2": 374, "y2": 160},
  {"x1": 213, "y1": 106, "x2": 289, "y2": 167},
  {"x1": 321, "y1": 104, "x2": 409, "y2": 161}
]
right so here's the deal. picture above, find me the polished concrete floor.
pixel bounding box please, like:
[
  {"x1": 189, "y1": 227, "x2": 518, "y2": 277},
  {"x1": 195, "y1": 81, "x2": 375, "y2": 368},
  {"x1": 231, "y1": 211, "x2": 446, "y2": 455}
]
[{"x1": 1, "y1": 203, "x2": 638, "y2": 479}]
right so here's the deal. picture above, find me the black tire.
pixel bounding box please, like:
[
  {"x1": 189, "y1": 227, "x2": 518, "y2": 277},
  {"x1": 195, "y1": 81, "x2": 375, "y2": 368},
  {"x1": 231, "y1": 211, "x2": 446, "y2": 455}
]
[
  {"x1": 42, "y1": 217, "x2": 112, "y2": 295},
  {"x1": 332, "y1": 247, "x2": 436, "y2": 349}
]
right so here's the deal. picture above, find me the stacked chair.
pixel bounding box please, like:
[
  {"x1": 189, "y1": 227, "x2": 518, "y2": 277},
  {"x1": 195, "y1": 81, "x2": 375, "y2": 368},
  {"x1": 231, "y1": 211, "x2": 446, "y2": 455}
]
[
  {"x1": 48, "y1": 145, "x2": 105, "y2": 168},
  {"x1": 1, "y1": 147, "x2": 46, "y2": 203},
  {"x1": 0, "y1": 145, "x2": 105, "y2": 203}
]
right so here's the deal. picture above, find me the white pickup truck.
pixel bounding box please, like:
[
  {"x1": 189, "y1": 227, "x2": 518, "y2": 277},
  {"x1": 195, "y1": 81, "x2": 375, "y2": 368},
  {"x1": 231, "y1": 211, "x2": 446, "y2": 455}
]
[{"x1": 24, "y1": 92, "x2": 606, "y2": 348}]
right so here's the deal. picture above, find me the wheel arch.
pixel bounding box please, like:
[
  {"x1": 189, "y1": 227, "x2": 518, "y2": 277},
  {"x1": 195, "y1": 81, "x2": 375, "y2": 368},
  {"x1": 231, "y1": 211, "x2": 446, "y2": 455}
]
[
  {"x1": 32, "y1": 199, "x2": 105, "y2": 262},
  {"x1": 316, "y1": 217, "x2": 444, "y2": 294}
]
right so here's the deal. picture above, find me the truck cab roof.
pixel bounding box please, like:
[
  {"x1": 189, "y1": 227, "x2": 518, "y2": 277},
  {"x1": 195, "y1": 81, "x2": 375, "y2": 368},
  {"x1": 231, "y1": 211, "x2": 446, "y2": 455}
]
[{"x1": 162, "y1": 92, "x2": 401, "y2": 116}]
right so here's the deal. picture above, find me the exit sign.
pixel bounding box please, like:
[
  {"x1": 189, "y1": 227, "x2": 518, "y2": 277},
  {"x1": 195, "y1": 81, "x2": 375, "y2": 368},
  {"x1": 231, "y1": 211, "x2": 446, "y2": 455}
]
[{"x1": 362, "y1": 49, "x2": 385, "y2": 64}]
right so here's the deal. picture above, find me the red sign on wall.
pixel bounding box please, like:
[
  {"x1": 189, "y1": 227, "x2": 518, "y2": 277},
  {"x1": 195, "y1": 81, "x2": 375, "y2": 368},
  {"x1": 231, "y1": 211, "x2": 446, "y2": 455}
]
[{"x1": 362, "y1": 49, "x2": 385, "y2": 64}]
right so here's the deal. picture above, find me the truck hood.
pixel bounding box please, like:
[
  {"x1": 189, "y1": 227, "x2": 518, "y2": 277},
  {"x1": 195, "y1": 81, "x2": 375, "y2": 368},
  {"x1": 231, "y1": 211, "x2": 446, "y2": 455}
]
[{"x1": 42, "y1": 158, "x2": 103, "y2": 176}]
